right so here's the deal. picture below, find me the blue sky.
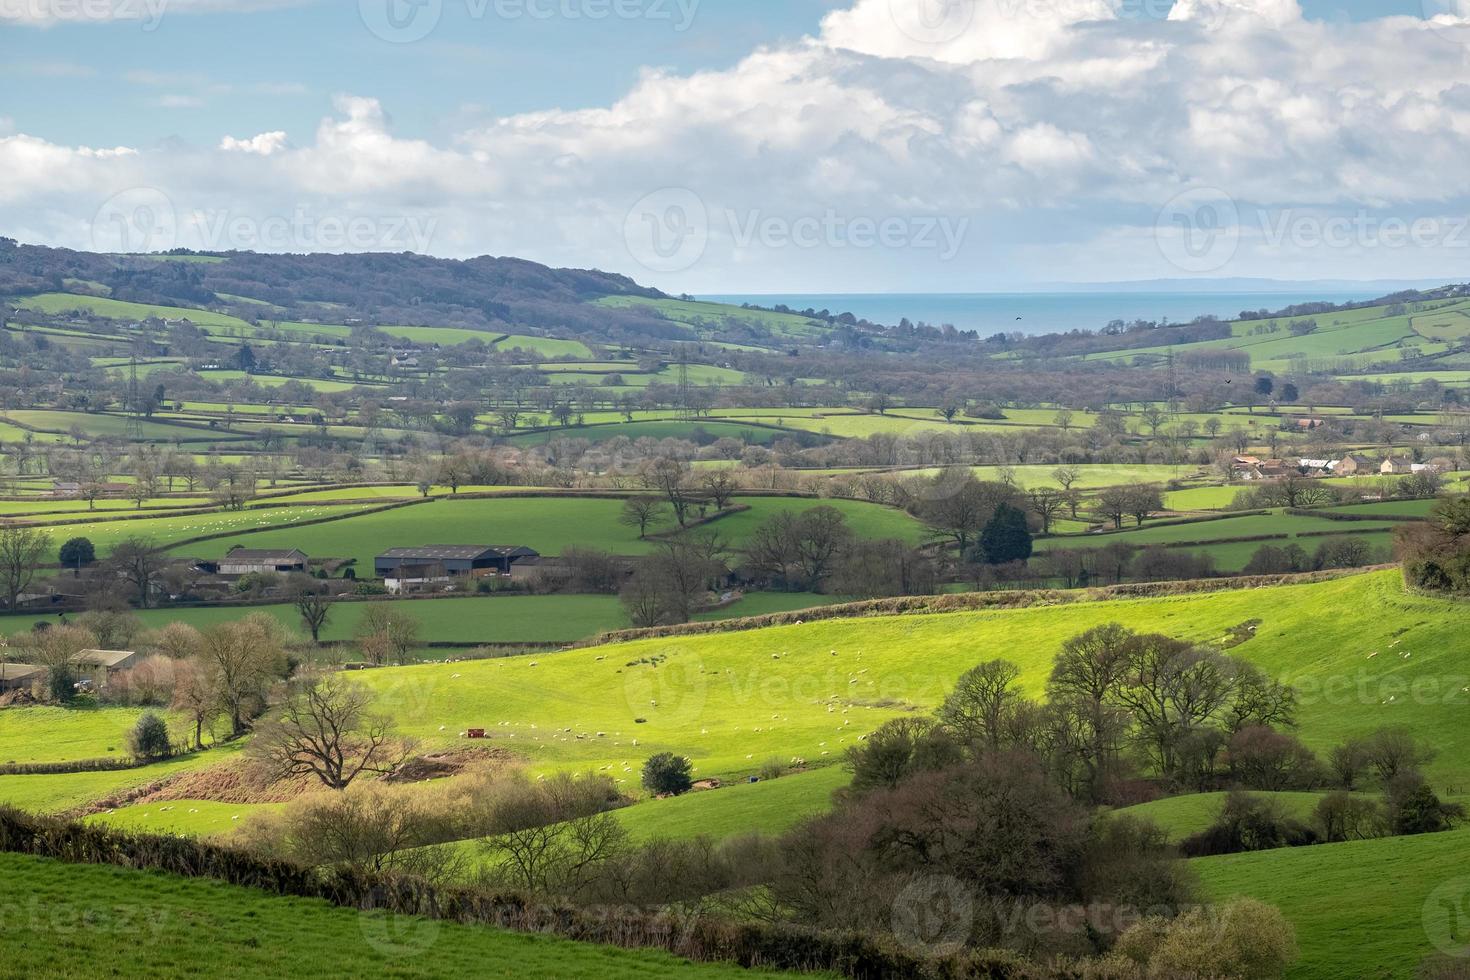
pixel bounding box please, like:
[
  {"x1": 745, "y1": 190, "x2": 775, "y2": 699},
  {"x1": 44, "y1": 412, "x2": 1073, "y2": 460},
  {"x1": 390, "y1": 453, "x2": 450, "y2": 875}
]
[
  {"x1": 4, "y1": 0, "x2": 1468, "y2": 292},
  {"x1": 6, "y1": 0, "x2": 1427, "y2": 147}
]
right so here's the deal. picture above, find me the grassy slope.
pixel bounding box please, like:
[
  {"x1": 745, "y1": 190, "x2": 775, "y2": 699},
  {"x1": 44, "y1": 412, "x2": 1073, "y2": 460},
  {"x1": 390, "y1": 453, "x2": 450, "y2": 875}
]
[
  {"x1": 1195, "y1": 826, "x2": 1470, "y2": 980},
  {"x1": 342, "y1": 571, "x2": 1470, "y2": 792},
  {"x1": 0, "y1": 853, "x2": 799, "y2": 979},
  {"x1": 1117, "y1": 791, "x2": 1326, "y2": 841},
  {"x1": 0, "y1": 706, "x2": 152, "y2": 764},
  {"x1": 43, "y1": 503, "x2": 376, "y2": 557}
]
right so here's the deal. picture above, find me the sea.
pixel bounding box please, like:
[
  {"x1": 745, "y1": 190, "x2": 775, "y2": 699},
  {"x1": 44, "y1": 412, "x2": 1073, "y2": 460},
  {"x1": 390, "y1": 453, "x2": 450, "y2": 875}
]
[{"x1": 702, "y1": 290, "x2": 1392, "y2": 337}]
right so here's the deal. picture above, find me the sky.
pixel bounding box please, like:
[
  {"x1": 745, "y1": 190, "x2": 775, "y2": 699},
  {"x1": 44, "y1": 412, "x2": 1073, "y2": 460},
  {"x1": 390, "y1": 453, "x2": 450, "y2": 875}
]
[{"x1": 3, "y1": 0, "x2": 1468, "y2": 293}]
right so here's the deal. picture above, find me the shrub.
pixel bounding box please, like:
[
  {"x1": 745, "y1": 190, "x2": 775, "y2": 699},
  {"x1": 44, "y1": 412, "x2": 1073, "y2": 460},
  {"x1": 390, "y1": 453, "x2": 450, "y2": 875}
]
[
  {"x1": 127, "y1": 712, "x2": 172, "y2": 761},
  {"x1": 1387, "y1": 772, "x2": 1465, "y2": 836},
  {"x1": 1313, "y1": 791, "x2": 1386, "y2": 843},
  {"x1": 1117, "y1": 897, "x2": 1298, "y2": 979},
  {"x1": 1179, "y1": 791, "x2": 1318, "y2": 857},
  {"x1": 641, "y1": 752, "x2": 693, "y2": 796},
  {"x1": 1224, "y1": 726, "x2": 1322, "y2": 791}
]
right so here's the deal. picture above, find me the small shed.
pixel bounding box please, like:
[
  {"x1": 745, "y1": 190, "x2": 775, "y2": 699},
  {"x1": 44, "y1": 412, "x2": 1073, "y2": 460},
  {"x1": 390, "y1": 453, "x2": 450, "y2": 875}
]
[
  {"x1": 0, "y1": 663, "x2": 45, "y2": 694},
  {"x1": 375, "y1": 546, "x2": 540, "y2": 590}
]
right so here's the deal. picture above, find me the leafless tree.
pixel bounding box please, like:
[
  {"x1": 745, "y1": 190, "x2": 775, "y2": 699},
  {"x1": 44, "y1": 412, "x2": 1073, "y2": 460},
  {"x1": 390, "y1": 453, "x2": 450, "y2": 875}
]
[
  {"x1": 0, "y1": 525, "x2": 52, "y2": 609},
  {"x1": 249, "y1": 673, "x2": 412, "y2": 790}
]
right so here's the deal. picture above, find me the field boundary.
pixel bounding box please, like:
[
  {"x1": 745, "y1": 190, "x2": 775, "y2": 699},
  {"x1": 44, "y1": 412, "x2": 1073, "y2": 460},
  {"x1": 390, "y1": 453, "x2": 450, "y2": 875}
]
[{"x1": 585, "y1": 566, "x2": 1394, "y2": 646}]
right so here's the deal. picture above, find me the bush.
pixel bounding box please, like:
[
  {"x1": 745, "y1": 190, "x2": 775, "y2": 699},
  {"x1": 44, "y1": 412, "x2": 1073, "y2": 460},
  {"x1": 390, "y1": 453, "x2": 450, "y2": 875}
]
[
  {"x1": 1117, "y1": 897, "x2": 1298, "y2": 979},
  {"x1": 1313, "y1": 791, "x2": 1386, "y2": 843},
  {"x1": 641, "y1": 752, "x2": 693, "y2": 796},
  {"x1": 1179, "y1": 791, "x2": 1318, "y2": 857},
  {"x1": 1387, "y1": 772, "x2": 1465, "y2": 836},
  {"x1": 127, "y1": 712, "x2": 172, "y2": 761}
]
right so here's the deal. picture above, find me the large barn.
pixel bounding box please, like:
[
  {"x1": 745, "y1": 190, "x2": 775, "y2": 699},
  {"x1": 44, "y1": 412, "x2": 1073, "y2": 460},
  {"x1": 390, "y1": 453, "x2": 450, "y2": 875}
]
[{"x1": 374, "y1": 546, "x2": 540, "y2": 592}]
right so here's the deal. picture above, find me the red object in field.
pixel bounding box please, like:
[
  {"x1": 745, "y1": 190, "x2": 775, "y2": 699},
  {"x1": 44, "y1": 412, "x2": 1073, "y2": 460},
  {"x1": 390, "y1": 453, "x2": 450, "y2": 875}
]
[{"x1": 467, "y1": 729, "x2": 486, "y2": 739}]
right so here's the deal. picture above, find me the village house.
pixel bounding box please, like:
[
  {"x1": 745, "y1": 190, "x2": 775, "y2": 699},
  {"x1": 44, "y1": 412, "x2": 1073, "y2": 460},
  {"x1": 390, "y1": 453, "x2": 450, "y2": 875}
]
[
  {"x1": 374, "y1": 545, "x2": 540, "y2": 593},
  {"x1": 1336, "y1": 454, "x2": 1376, "y2": 477},
  {"x1": 216, "y1": 548, "x2": 310, "y2": 576},
  {"x1": 1381, "y1": 457, "x2": 1414, "y2": 475}
]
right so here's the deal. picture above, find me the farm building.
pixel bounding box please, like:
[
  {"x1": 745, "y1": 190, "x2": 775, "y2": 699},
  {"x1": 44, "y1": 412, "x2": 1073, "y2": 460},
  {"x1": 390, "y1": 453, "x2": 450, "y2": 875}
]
[
  {"x1": 72, "y1": 650, "x2": 139, "y2": 687},
  {"x1": 1337, "y1": 454, "x2": 1376, "y2": 476},
  {"x1": 0, "y1": 663, "x2": 45, "y2": 694},
  {"x1": 374, "y1": 545, "x2": 540, "y2": 593},
  {"x1": 217, "y1": 548, "x2": 310, "y2": 576}
]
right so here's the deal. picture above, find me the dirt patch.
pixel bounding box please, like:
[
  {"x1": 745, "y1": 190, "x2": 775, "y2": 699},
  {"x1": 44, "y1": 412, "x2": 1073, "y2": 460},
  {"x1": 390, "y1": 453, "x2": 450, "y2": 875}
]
[{"x1": 384, "y1": 746, "x2": 515, "y2": 784}]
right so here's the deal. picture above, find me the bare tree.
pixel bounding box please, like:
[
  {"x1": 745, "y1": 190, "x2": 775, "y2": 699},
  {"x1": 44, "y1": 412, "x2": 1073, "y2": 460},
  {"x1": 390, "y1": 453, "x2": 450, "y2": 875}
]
[
  {"x1": 296, "y1": 587, "x2": 332, "y2": 644},
  {"x1": 618, "y1": 496, "x2": 669, "y2": 539},
  {"x1": 249, "y1": 673, "x2": 412, "y2": 790},
  {"x1": 0, "y1": 525, "x2": 52, "y2": 609},
  {"x1": 700, "y1": 469, "x2": 740, "y2": 511},
  {"x1": 1026, "y1": 487, "x2": 1066, "y2": 535},
  {"x1": 105, "y1": 537, "x2": 166, "y2": 608},
  {"x1": 197, "y1": 614, "x2": 289, "y2": 737},
  {"x1": 355, "y1": 604, "x2": 421, "y2": 666}
]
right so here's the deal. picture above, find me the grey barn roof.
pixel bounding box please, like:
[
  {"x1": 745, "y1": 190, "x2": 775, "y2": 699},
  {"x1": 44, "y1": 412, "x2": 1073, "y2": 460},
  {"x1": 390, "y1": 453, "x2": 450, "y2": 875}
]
[
  {"x1": 224, "y1": 548, "x2": 308, "y2": 561},
  {"x1": 377, "y1": 546, "x2": 539, "y2": 561}
]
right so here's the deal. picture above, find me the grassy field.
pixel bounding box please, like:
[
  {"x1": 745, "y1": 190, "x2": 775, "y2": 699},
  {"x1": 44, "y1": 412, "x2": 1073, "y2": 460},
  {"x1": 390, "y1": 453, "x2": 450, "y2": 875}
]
[
  {"x1": 0, "y1": 706, "x2": 153, "y2": 765},
  {"x1": 337, "y1": 571, "x2": 1470, "y2": 792},
  {"x1": 1117, "y1": 791, "x2": 1326, "y2": 841},
  {"x1": 1195, "y1": 826, "x2": 1470, "y2": 979},
  {"x1": 43, "y1": 503, "x2": 377, "y2": 557},
  {"x1": 0, "y1": 853, "x2": 794, "y2": 979},
  {"x1": 173, "y1": 495, "x2": 927, "y2": 566},
  {"x1": 613, "y1": 764, "x2": 848, "y2": 842},
  {"x1": 504, "y1": 420, "x2": 789, "y2": 447},
  {"x1": 14, "y1": 292, "x2": 252, "y2": 331},
  {"x1": 81, "y1": 799, "x2": 282, "y2": 836}
]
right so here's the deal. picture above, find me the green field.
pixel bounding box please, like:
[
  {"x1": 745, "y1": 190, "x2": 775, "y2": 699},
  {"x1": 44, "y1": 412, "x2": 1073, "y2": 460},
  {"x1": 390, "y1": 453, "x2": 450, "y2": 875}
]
[
  {"x1": 333, "y1": 571, "x2": 1470, "y2": 792},
  {"x1": 1197, "y1": 826, "x2": 1470, "y2": 979},
  {"x1": 172, "y1": 495, "x2": 927, "y2": 566},
  {"x1": 83, "y1": 799, "x2": 282, "y2": 837},
  {"x1": 0, "y1": 853, "x2": 788, "y2": 979},
  {"x1": 14, "y1": 292, "x2": 253, "y2": 331},
  {"x1": 1118, "y1": 791, "x2": 1327, "y2": 841},
  {"x1": 43, "y1": 503, "x2": 377, "y2": 557},
  {"x1": 0, "y1": 706, "x2": 153, "y2": 765}
]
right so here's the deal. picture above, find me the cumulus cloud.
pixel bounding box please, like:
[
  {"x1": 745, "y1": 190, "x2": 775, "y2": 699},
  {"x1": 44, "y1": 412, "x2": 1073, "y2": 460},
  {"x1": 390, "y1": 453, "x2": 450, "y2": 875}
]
[
  {"x1": 8, "y1": 0, "x2": 1470, "y2": 289},
  {"x1": 219, "y1": 131, "x2": 288, "y2": 155}
]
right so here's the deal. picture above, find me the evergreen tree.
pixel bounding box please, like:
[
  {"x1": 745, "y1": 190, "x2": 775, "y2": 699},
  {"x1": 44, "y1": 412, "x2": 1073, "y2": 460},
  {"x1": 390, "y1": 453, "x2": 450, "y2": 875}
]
[{"x1": 978, "y1": 504, "x2": 1033, "y2": 565}]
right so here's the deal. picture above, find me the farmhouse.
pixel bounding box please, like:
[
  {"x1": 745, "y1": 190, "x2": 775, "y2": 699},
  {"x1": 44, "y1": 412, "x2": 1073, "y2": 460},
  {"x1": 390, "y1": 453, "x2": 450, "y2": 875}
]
[
  {"x1": 374, "y1": 545, "x2": 540, "y2": 593},
  {"x1": 217, "y1": 548, "x2": 310, "y2": 576},
  {"x1": 1336, "y1": 454, "x2": 1376, "y2": 476},
  {"x1": 1381, "y1": 457, "x2": 1413, "y2": 475}
]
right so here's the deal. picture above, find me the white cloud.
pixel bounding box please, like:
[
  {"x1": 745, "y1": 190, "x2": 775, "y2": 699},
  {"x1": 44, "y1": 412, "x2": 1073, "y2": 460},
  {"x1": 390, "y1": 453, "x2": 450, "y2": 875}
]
[
  {"x1": 9, "y1": 0, "x2": 1470, "y2": 290},
  {"x1": 219, "y1": 131, "x2": 288, "y2": 155}
]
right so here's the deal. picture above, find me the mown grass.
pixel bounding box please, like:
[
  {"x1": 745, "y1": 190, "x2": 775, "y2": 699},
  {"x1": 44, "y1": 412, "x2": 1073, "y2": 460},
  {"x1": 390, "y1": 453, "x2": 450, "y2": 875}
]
[{"x1": 0, "y1": 853, "x2": 798, "y2": 979}]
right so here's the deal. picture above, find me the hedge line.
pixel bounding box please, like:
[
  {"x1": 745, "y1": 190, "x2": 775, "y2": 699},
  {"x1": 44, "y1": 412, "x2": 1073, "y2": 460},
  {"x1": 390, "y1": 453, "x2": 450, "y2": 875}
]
[
  {"x1": 588, "y1": 567, "x2": 1386, "y2": 646},
  {"x1": 1285, "y1": 507, "x2": 1426, "y2": 523},
  {"x1": 0, "y1": 748, "x2": 196, "y2": 776},
  {"x1": 0, "y1": 807, "x2": 1062, "y2": 980}
]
